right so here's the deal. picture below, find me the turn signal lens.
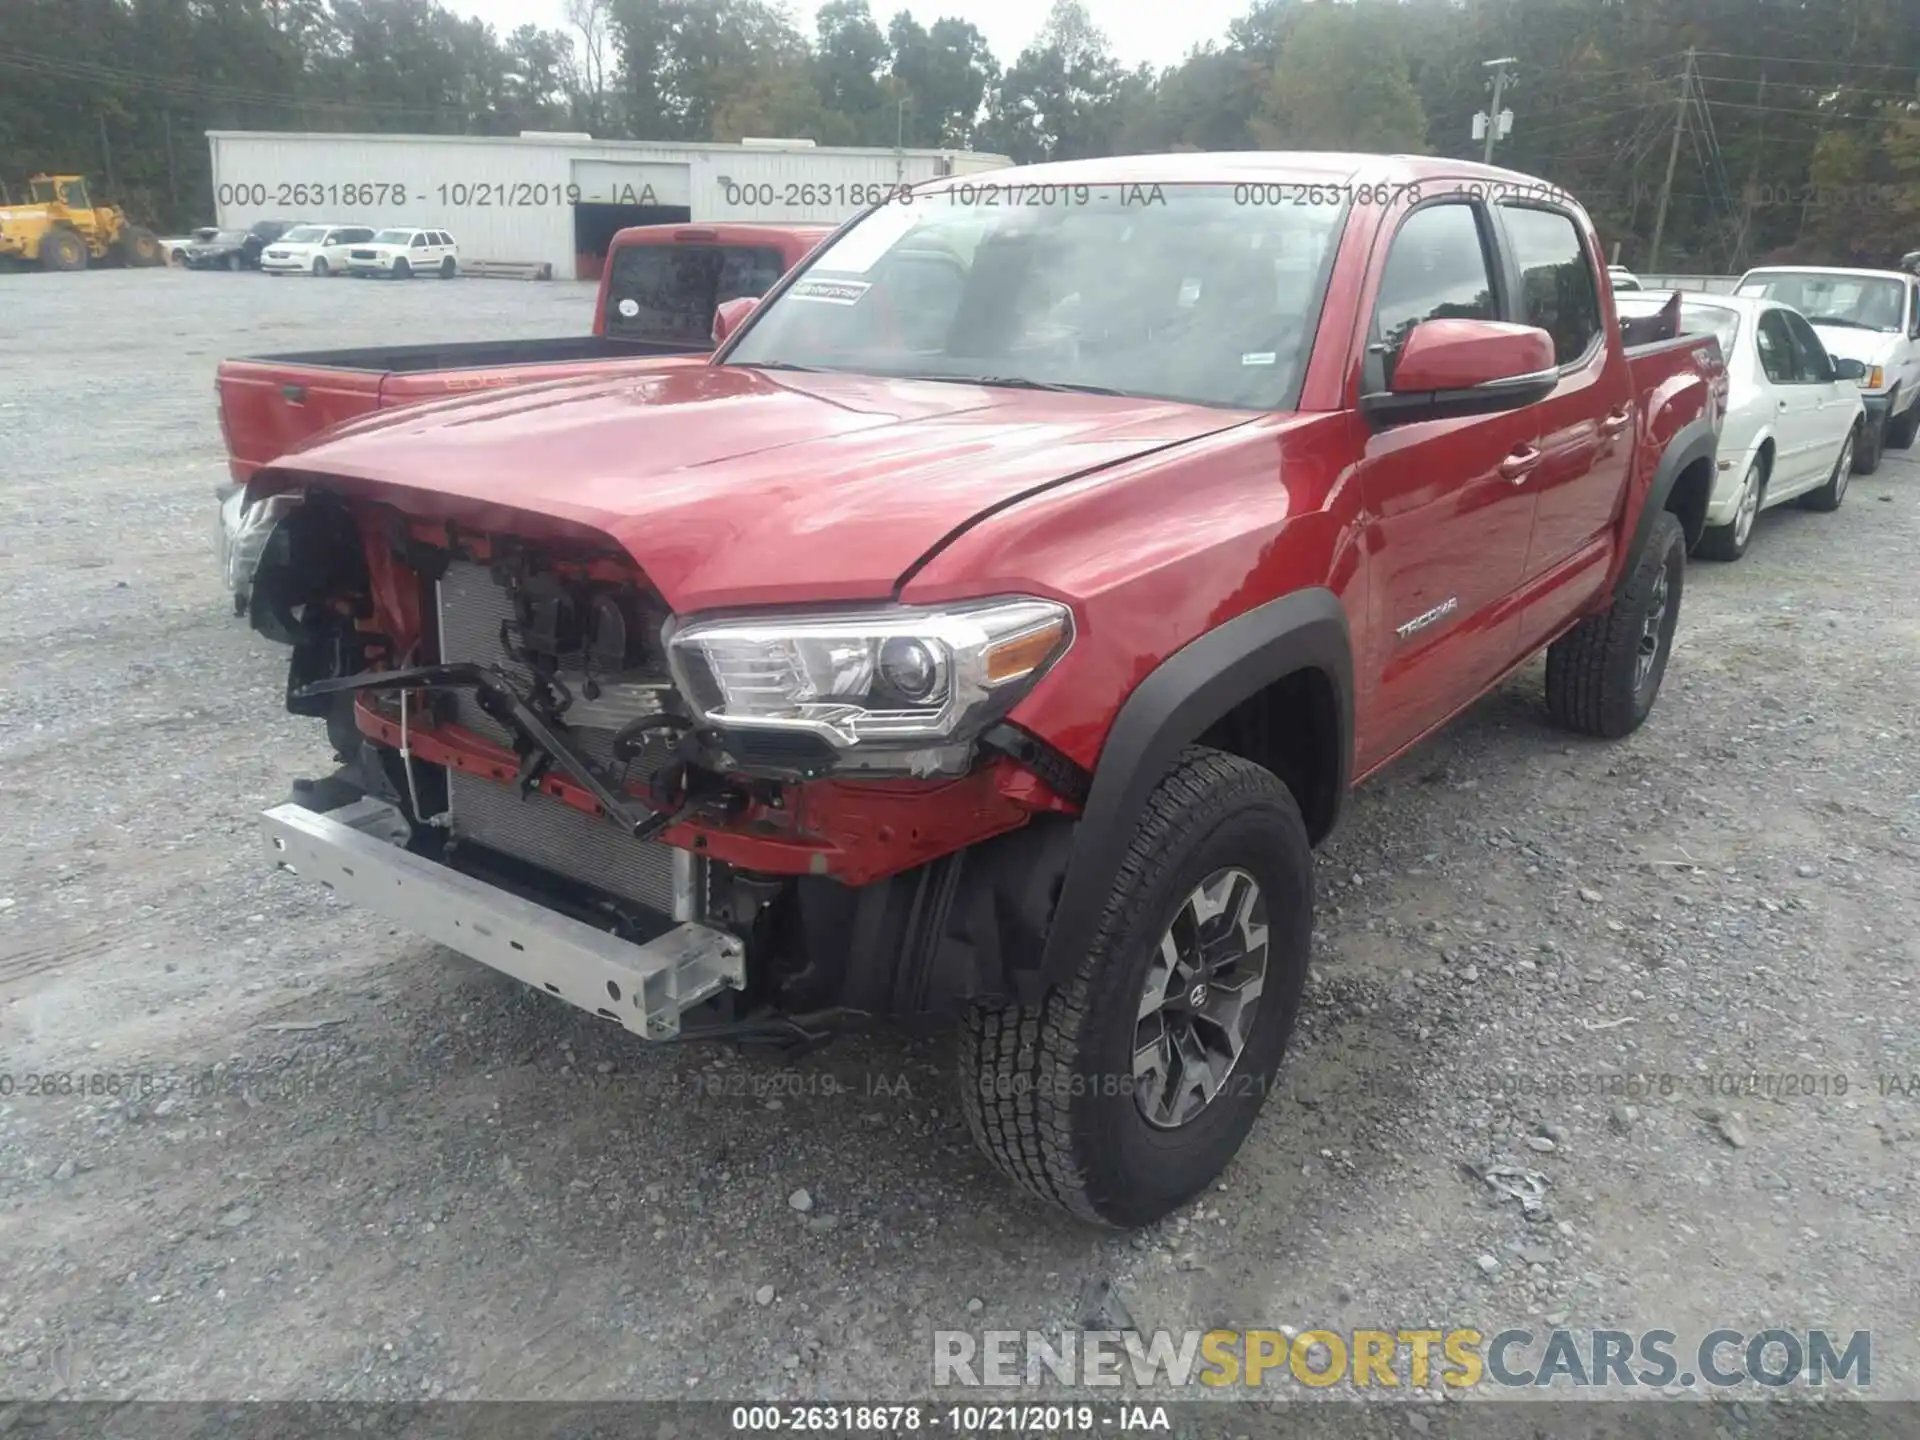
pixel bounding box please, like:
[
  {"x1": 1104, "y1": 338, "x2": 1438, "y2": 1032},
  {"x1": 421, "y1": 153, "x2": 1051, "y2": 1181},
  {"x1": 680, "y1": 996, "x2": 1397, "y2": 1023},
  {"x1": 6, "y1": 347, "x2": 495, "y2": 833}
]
[{"x1": 985, "y1": 618, "x2": 1070, "y2": 684}]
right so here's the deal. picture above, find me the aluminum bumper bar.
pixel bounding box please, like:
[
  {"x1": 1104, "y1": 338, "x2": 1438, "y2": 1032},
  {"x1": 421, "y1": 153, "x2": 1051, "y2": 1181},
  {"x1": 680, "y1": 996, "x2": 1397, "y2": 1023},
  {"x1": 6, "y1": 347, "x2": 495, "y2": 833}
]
[{"x1": 262, "y1": 798, "x2": 744, "y2": 1038}]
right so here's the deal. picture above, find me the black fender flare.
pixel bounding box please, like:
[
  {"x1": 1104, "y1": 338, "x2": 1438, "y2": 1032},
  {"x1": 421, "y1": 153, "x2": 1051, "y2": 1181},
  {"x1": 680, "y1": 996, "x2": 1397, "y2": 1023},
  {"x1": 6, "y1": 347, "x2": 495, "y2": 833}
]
[
  {"x1": 1617, "y1": 417, "x2": 1717, "y2": 592},
  {"x1": 1036, "y1": 587, "x2": 1353, "y2": 987}
]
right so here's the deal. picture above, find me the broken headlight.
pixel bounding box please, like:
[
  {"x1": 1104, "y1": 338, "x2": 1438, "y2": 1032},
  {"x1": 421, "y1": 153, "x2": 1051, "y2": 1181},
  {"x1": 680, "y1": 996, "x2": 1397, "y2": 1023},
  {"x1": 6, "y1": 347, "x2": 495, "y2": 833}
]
[{"x1": 664, "y1": 598, "x2": 1072, "y2": 752}]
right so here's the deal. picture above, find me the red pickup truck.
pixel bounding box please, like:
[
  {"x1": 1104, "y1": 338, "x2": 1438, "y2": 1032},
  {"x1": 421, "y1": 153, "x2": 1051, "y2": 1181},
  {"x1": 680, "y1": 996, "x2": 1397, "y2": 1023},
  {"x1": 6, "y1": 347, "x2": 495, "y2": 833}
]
[
  {"x1": 215, "y1": 222, "x2": 827, "y2": 605},
  {"x1": 240, "y1": 154, "x2": 1724, "y2": 1227}
]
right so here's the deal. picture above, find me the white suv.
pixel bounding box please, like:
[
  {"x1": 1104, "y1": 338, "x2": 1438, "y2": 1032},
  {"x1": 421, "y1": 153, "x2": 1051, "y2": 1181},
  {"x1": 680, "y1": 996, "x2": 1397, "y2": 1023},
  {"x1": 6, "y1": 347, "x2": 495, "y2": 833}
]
[
  {"x1": 346, "y1": 227, "x2": 459, "y2": 280},
  {"x1": 260, "y1": 224, "x2": 376, "y2": 276}
]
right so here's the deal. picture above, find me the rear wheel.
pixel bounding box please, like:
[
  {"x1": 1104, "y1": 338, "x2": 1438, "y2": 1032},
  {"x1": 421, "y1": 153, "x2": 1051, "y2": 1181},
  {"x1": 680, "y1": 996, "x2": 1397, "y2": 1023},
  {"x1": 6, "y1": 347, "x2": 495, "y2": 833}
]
[
  {"x1": 1800, "y1": 423, "x2": 1856, "y2": 513},
  {"x1": 1696, "y1": 454, "x2": 1765, "y2": 561},
  {"x1": 958, "y1": 748, "x2": 1312, "y2": 1227},
  {"x1": 40, "y1": 229, "x2": 87, "y2": 271},
  {"x1": 1544, "y1": 509, "x2": 1685, "y2": 739},
  {"x1": 392, "y1": 257, "x2": 411, "y2": 279},
  {"x1": 438, "y1": 255, "x2": 457, "y2": 279},
  {"x1": 312, "y1": 256, "x2": 329, "y2": 277}
]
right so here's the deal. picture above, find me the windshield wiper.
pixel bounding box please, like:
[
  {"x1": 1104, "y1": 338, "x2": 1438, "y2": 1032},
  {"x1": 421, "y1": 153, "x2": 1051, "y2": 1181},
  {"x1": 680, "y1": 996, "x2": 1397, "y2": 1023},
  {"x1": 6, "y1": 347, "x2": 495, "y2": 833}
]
[
  {"x1": 916, "y1": 374, "x2": 1133, "y2": 397},
  {"x1": 735, "y1": 360, "x2": 831, "y2": 374}
]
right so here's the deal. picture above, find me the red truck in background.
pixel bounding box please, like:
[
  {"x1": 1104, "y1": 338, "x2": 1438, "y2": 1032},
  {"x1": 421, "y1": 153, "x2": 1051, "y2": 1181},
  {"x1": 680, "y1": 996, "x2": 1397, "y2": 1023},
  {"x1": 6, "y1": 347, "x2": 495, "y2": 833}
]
[
  {"x1": 216, "y1": 223, "x2": 827, "y2": 607},
  {"x1": 237, "y1": 154, "x2": 1725, "y2": 1228}
]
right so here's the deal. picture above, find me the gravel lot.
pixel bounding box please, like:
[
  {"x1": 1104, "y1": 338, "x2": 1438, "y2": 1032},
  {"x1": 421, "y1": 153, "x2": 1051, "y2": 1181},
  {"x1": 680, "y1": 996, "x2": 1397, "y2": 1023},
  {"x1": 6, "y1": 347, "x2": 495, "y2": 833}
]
[{"x1": 0, "y1": 268, "x2": 1915, "y2": 1414}]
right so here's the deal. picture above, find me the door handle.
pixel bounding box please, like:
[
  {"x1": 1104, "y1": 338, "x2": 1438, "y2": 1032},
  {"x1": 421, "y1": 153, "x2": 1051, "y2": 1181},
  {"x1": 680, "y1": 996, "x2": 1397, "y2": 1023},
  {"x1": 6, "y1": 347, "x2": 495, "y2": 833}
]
[
  {"x1": 1599, "y1": 406, "x2": 1632, "y2": 434},
  {"x1": 1499, "y1": 445, "x2": 1542, "y2": 483},
  {"x1": 280, "y1": 383, "x2": 307, "y2": 405}
]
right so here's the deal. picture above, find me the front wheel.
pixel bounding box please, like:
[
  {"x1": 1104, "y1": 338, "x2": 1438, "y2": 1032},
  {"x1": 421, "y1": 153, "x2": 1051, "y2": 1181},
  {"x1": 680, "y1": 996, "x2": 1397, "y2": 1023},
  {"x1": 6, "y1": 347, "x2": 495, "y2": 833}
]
[
  {"x1": 958, "y1": 748, "x2": 1312, "y2": 1228},
  {"x1": 1851, "y1": 415, "x2": 1884, "y2": 474},
  {"x1": 226, "y1": 252, "x2": 242, "y2": 272},
  {"x1": 392, "y1": 258, "x2": 411, "y2": 279},
  {"x1": 1884, "y1": 393, "x2": 1916, "y2": 451},
  {"x1": 1696, "y1": 454, "x2": 1765, "y2": 561},
  {"x1": 1800, "y1": 424, "x2": 1856, "y2": 513},
  {"x1": 312, "y1": 256, "x2": 329, "y2": 277},
  {"x1": 1544, "y1": 509, "x2": 1685, "y2": 739}
]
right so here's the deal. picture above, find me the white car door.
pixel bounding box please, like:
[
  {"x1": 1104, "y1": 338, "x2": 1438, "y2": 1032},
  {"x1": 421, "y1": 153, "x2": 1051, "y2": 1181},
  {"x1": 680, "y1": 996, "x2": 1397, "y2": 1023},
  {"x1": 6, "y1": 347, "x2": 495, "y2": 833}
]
[
  {"x1": 1901, "y1": 280, "x2": 1920, "y2": 418},
  {"x1": 1779, "y1": 308, "x2": 1863, "y2": 487},
  {"x1": 1753, "y1": 309, "x2": 1819, "y2": 489}
]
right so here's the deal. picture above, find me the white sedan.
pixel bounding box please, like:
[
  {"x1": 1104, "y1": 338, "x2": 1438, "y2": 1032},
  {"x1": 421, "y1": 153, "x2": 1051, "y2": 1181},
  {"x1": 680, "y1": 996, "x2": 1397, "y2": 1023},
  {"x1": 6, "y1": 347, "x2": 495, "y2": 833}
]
[
  {"x1": 1618, "y1": 291, "x2": 1866, "y2": 560},
  {"x1": 259, "y1": 223, "x2": 377, "y2": 276}
]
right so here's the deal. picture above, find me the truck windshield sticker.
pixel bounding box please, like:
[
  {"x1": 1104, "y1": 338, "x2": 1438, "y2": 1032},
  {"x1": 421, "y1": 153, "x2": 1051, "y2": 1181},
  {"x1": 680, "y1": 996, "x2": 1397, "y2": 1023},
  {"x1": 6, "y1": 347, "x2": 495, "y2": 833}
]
[
  {"x1": 616, "y1": 297, "x2": 640, "y2": 318},
  {"x1": 1241, "y1": 352, "x2": 1277, "y2": 366},
  {"x1": 788, "y1": 278, "x2": 871, "y2": 305}
]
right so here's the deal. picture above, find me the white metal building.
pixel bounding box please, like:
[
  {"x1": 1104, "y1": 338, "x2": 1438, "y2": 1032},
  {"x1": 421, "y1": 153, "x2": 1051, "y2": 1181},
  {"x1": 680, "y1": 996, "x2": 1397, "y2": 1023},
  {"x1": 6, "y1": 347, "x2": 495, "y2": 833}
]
[{"x1": 206, "y1": 131, "x2": 1012, "y2": 279}]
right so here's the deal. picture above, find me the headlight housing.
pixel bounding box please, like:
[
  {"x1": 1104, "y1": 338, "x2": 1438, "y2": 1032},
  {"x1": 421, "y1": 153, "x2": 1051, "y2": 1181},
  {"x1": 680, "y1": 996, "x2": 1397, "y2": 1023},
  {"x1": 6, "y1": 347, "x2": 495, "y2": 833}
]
[
  {"x1": 1861, "y1": 364, "x2": 1886, "y2": 391},
  {"x1": 665, "y1": 598, "x2": 1072, "y2": 763}
]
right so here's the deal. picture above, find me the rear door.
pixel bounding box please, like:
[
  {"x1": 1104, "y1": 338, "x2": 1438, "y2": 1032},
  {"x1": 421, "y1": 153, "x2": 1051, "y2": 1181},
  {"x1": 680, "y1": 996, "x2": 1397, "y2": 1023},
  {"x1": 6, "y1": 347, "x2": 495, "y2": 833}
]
[
  {"x1": 1777, "y1": 307, "x2": 1859, "y2": 493},
  {"x1": 1756, "y1": 308, "x2": 1820, "y2": 488},
  {"x1": 1353, "y1": 197, "x2": 1539, "y2": 769}
]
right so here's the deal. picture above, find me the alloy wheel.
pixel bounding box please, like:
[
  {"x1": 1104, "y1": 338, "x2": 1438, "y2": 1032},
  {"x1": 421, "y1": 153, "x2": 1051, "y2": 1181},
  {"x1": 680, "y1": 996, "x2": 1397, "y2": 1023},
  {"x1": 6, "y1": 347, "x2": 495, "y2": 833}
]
[
  {"x1": 1634, "y1": 563, "x2": 1671, "y2": 694},
  {"x1": 1133, "y1": 867, "x2": 1269, "y2": 1130},
  {"x1": 1733, "y1": 461, "x2": 1763, "y2": 549}
]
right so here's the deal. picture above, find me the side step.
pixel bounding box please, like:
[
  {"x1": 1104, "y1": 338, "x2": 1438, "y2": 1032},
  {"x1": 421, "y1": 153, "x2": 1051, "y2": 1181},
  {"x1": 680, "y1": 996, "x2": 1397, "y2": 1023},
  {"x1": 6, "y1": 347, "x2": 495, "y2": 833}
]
[{"x1": 261, "y1": 799, "x2": 743, "y2": 1038}]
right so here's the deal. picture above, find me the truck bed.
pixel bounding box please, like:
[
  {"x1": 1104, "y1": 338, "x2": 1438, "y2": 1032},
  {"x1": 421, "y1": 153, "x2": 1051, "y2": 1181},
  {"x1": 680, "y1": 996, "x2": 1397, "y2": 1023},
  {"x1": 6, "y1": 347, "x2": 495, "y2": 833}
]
[{"x1": 218, "y1": 337, "x2": 706, "y2": 482}]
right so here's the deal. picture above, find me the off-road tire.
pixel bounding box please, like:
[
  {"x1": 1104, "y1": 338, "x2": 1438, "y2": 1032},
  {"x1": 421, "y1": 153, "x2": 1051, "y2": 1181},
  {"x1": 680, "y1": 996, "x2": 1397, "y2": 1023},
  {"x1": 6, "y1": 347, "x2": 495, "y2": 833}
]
[
  {"x1": 120, "y1": 227, "x2": 163, "y2": 266},
  {"x1": 1544, "y1": 509, "x2": 1685, "y2": 739},
  {"x1": 1800, "y1": 422, "x2": 1857, "y2": 513},
  {"x1": 1695, "y1": 453, "x2": 1766, "y2": 562},
  {"x1": 1884, "y1": 395, "x2": 1917, "y2": 451},
  {"x1": 957, "y1": 748, "x2": 1312, "y2": 1228},
  {"x1": 1851, "y1": 415, "x2": 1884, "y2": 474},
  {"x1": 438, "y1": 255, "x2": 457, "y2": 279},
  {"x1": 40, "y1": 228, "x2": 87, "y2": 271},
  {"x1": 393, "y1": 257, "x2": 411, "y2": 279}
]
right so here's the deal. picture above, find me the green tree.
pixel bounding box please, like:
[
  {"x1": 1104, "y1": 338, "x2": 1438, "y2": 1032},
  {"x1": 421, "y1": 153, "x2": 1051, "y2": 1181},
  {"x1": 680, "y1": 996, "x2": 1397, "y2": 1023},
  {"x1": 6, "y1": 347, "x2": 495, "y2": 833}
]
[{"x1": 1258, "y1": 1, "x2": 1428, "y2": 153}]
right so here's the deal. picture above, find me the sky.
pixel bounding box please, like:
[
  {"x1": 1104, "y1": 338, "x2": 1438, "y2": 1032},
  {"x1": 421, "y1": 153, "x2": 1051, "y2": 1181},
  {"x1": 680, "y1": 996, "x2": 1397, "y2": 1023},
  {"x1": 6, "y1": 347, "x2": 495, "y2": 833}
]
[{"x1": 439, "y1": 0, "x2": 1254, "y2": 74}]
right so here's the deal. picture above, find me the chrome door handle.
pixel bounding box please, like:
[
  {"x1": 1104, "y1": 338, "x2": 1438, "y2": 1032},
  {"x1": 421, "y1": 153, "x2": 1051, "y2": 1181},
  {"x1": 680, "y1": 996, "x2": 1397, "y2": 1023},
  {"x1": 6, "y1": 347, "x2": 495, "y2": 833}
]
[
  {"x1": 1499, "y1": 446, "x2": 1542, "y2": 483},
  {"x1": 1599, "y1": 407, "x2": 1632, "y2": 434}
]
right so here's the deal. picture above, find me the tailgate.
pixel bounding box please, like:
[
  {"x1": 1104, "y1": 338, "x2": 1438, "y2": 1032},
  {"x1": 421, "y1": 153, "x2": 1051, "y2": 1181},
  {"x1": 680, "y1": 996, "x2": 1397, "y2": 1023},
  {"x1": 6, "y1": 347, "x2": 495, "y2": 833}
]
[
  {"x1": 218, "y1": 360, "x2": 384, "y2": 484},
  {"x1": 379, "y1": 351, "x2": 708, "y2": 405}
]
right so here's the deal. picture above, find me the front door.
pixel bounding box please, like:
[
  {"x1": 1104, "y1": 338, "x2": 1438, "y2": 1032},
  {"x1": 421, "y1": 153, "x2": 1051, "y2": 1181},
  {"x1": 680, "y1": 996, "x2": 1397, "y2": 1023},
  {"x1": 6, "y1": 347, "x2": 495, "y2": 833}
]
[
  {"x1": 1355, "y1": 198, "x2": 1538, "y2": 771},
  {"x1": 1494, "y1": 202, "x2": 1635, "y2": 646},
  {"x1": 1778, "y1": 307, "x2": 1861, "y2": 493},
  {"x1": 1756, "y1": 308, "x2": 1821, "y2": 489}
]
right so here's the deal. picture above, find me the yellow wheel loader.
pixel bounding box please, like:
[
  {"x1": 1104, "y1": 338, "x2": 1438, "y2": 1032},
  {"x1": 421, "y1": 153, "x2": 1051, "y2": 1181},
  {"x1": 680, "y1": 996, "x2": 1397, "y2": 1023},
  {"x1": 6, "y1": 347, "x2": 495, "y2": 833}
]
[{"x1": 0, "y1": 174, "x2": 164, "y2": 271}]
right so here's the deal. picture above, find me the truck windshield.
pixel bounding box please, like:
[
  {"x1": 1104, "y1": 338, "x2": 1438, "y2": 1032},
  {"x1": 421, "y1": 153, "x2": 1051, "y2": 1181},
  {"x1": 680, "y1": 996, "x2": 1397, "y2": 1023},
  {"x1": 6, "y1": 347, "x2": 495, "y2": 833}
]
[
  {"x1": 281, "y1": 226, "x2": 327, "y2": 243},
  {"x1": 604, "y1": 243, "x2": 787, "y2": 344},
  {"x1": 1736, "y1": 271, "x2": 1906, "y2": 332},
  {"x1": 724, "y1": 182, "x2": 1349, "y2": 410}
]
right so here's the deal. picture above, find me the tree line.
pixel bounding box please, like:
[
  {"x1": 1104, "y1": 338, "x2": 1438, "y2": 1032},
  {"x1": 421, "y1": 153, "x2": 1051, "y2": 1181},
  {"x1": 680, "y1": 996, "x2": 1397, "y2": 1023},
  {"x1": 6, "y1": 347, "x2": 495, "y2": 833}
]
[{"x1": 3, "y1": 0, "x2": 1916, "y2": 269}]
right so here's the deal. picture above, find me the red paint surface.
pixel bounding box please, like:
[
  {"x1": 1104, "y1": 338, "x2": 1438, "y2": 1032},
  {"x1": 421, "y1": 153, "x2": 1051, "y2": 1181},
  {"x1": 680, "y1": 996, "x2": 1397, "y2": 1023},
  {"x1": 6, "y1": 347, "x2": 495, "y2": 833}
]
[{"x1": 264, "y1": 155, "x2": 1725, "y2": 872}]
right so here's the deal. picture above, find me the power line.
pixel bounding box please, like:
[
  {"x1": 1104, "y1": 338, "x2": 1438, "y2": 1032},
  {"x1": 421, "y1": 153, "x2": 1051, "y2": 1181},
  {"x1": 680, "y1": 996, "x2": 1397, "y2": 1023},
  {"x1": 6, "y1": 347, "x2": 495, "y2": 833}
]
[
  {"x1": 1692, "y1": 49, "x2": 1920, "y2": 75},
  {"x1": 1701, "y1": 95, "x2": 1913, "y2": 122}
]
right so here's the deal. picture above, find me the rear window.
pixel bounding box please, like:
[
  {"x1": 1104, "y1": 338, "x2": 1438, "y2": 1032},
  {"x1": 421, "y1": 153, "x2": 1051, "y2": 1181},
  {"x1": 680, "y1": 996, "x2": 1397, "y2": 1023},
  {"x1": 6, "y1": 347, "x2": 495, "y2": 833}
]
[{"x1": 603, "y1": 243, "x2": 788, "y2": 344}]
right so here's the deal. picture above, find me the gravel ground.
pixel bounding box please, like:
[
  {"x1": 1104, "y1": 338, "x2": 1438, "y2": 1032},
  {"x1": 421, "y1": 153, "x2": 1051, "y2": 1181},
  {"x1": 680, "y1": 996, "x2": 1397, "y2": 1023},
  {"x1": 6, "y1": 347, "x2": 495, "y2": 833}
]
[{"x1": 0, "y1": 268, "x2": 1915, "y2": 1414}]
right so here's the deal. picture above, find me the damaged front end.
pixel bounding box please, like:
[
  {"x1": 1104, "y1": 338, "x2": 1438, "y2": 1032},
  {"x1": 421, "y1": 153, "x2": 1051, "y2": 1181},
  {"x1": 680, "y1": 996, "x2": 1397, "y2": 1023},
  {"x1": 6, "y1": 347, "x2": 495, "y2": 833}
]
[{"x1": 248, "y1": 485, "x2": 1089, "y2": 1044}]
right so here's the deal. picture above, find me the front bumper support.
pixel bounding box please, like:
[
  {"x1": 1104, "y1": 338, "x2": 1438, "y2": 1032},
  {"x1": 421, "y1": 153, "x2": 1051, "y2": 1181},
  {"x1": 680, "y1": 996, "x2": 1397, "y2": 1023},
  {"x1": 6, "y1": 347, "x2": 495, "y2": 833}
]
[{"x1": 262, "y1": 798, "x2": 744, "y2": 1038}]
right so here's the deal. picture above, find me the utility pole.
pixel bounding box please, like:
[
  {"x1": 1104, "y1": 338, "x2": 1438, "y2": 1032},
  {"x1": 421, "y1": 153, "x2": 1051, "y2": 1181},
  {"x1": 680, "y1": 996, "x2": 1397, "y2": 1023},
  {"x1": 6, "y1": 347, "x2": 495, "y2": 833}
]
[
  {"x1": 98, "y1": 112, "x2": 117, "y2": 198},
  {"x1": 893, "y1": 96, "x2": 910, "y2": 181},
  {"x1": 163, "y1": 109, "x2": 180, "y2": 216},
  {"x1": 1733, "y1": 70, "x2": 1765, "y2": 271},
  {"x1": 1649, "y1": 46, "x2": 1696, "y2": 273},
  {"x1": 1479, "y1": 57, "x2": 1517, "y2": 165}
]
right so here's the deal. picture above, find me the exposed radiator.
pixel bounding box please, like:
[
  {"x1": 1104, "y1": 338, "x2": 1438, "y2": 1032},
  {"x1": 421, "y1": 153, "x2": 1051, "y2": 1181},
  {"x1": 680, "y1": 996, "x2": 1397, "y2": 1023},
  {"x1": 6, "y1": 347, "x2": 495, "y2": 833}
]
[{"x1": 435, "y1": 561, "x2": 696, "y2": 919}]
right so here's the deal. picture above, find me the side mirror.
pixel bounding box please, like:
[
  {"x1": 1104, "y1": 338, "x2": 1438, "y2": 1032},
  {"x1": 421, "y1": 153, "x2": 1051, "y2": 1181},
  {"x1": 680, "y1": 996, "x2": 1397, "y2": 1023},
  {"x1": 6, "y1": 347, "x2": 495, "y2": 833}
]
[
  {"x1": 1361, "y1": 319, "x2": 1559, "y2": 427},
  {"x1": 711, "y1": 295, "x2": 760, "y2": 347},
  {"x1": 1833, "y1": 357, "x2": 1867, "y2": 381}
]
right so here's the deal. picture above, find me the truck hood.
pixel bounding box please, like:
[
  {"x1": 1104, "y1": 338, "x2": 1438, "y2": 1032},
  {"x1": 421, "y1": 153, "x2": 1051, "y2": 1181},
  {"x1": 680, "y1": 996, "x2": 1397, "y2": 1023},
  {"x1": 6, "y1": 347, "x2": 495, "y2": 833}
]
[
  {"x1": 261, "y1": 365, "x2": 1256, "y2": 611},
  {"x1": 1806, "y1": 323, "x2": 1901, "y2": 379}
]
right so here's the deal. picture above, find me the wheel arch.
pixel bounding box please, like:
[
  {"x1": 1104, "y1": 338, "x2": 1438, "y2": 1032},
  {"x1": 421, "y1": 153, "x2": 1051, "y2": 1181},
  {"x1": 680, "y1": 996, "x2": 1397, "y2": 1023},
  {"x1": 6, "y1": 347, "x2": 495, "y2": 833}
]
[
  {"x1": 1036, "y1": 587, "x2": 1353, "y2": 988},
  {"x1": 1621, "y1": 417, "x2": 1717, "y2": 586}
]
